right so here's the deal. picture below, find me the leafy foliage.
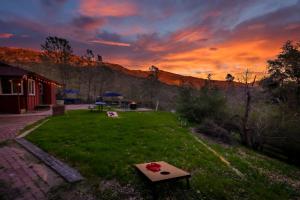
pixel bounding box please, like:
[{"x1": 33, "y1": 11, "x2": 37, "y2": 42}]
[
  {"x1": 85, "y1": 49, "x2": 94, "y2": 61},
  {"x1": 263, "y1": 40, "x2": 300, "y2": 105},
  {"x1": 143, "y1": 65, "x2": 161, "y2": 107},
  {"x1": 41, "y1": 36, "x2": 73, "y2": 88},
  {"x1": 41, "y1": 36, "x2": 73, "y2": 64},
  {"x1": 177, "y1": 86, "x2": 227, "y2": 123},
  {"x1": 225, "y1": 73, "x2": 235, "y2": 82}
]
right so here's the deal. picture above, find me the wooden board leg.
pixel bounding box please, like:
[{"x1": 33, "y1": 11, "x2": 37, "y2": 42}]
[
  {"x1": 186, "y1": 178, "x2": 190, "y2": 189},
  {"x1": 152, "y1": 183, "x2": 158, "y2": 200}
]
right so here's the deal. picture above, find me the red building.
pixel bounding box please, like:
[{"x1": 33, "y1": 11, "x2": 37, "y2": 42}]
[{"x1": 0, "y1": 62, "x2": 61, "y2": 113}]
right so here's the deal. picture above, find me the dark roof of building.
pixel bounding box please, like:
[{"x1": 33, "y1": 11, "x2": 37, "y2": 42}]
[
  {"x1": 0, "y1": 62, "x2": 61, "y2": 85},
  {"x1": 0, "y1": 62, "x2": 29, "y2": 76}
]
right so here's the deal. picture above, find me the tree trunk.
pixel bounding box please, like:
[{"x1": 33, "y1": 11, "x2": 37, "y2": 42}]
[
  {"x1": 297, "y1": 79, "x2": 300, "y2": 105},
  {"x1": 241, "y1": 72, "x2": 256, "y2": 147},
  {"x1": 242, "y1": 88, "x2": 251, "y2": 146},
  {"x1": 87, "y1": 75, "x2": 92, "y2": 103}
]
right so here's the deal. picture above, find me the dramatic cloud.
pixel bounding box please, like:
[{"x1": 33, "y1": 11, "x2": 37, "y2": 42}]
[
  {"x1": 0, "y1": 33, "x2": 14, "y2": 39},
  {"x1": 79, "y1": 0, "x2": 138, "y2": 17},
  {"x1": 90, "y1": 39, "x2": 131, "y2": 47},
  {"x1": 72, "y1": 15, "x2": 105, "y2": 30},
  {"x1": 0, "y1": 0, "x2": 299, "y2": 80}
]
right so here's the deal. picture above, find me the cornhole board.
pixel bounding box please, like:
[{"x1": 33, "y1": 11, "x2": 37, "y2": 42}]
[
  {"x1": 135, "y1": 161, "x2": 191, "y2": 198},
  {"x1": 107, "y1": 111, "x2": 118, "y2": 118}
]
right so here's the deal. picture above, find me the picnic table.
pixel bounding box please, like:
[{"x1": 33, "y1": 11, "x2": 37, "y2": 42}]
[
  {"x1": 135, "y1": 161, "x2": 191, "y2": 199},
  {"x1": 95, "y1": 101, "x2": 106, "y2": 111}
]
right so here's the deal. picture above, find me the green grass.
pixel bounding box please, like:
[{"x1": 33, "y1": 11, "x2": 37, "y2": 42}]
[{"x1": 27, "y1": 110, "x2": 300, "y2": 199}]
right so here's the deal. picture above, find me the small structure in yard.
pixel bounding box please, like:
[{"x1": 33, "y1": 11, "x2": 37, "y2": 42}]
[
  {"x1": 63, "y1": 89, "x2": 81, "y2": 104},
  {"x1": 89, "y1": 101, "x2": 106, "y2": 112},
  {"x1": 107, "y1": 111, "x2": 118, "y2": 118},
  {"x1": 129, "y1": 101, "x2": 137, "y2": 110},
  {"x1": 0, "y1": 62, "x2": 61, "y2": 113},
  {"x1": 103, "y1": 91, "x2": 123, "y2": 106},
  {"x1": 52, "y1": 105, "x2": 65, "y2": 116}
]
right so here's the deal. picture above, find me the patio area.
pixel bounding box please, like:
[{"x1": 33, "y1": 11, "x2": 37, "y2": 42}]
[{"x1": 0, "y1": 104, "x2": 90, "y2": 200}]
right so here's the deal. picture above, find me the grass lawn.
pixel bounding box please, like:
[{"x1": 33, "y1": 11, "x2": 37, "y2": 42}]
[{"x1": 26, "y1": 110, "x2": 300, "y2": 199}]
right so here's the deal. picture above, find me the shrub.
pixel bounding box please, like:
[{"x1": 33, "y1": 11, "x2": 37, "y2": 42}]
[
  {"x1": 176, "y1": 87, "x2": 227, "y2": 123},
  {"x1": 196, "y1": 119, "x2": 233, "y2": 144},
  {"x1": 246, "y1": 102, "x2": 300, "y2": 161}
]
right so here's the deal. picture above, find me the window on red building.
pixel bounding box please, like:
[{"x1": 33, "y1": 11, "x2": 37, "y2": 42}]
[
  {"x1": 28, "y1": 79, "x2": 35, "y2": 95},
  {"x1": 0, "y1": 78, "x2": 23, "y2": 95}
]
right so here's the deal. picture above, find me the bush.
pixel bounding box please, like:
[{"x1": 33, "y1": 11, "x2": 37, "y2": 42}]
[
  {"x1": 176, "y1": 87, "x2": 227, "y2": 123},
  {"x1": 196, "y1": 119, "x2": 233, "y2": 144},
  {"x1": 261, "y1": 106, "x2": 300, "y2": 161},
  {"x1": 246, "y1": 102, "x2": 300, "y2": 161}
]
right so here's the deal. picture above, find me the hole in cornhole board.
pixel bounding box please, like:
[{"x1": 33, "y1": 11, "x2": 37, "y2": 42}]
[{"x1": 160, "y1": 171, "x2": 170, "y2": 175}]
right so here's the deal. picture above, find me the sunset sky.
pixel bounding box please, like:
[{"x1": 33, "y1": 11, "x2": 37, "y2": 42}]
[{"x1": 0, "y1": 0, "x2": 299, "y2": 80}]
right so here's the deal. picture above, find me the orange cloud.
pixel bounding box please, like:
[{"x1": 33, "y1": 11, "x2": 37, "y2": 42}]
[
  {"x1": 79, "y1": 0, "x2": 138, "y2": 17},
  {"x1": 285, "y1": 23, "x2": 300, "y2": 30},
  {"x1": 0, "y1": 33, "x2": 14, "y2": 39},
  {"x1": 171, "y1": 27, "x2": 208, "y2": 42},
  {"x1": 90, "y1": 39, "x2": 131, "y2": 47},
  {"x1": 158, "y1": 39, "x2": 279, "y2": 80}
]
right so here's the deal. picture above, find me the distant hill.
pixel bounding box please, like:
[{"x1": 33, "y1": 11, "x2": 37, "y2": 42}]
[
  {"x1": 0, "y1": 47, "x2": 240, "y2": 89},
  {"x1": 0, "y1": 46, "x2": 244, "y2": 110}
]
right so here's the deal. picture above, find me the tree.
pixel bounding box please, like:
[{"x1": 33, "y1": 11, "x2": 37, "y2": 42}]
[
  {"x1": 225, "y1": 73, "x2": 235, "y2": 83},
  {"x1": 267, "y1": 40, "x2": 300, "y2": 104},
  {"x1": 176, "y1": 85, "x2": 194, "y2": 121},
  {"x1": 144, "y1": 65, "x2": 160, "y2": 109},
  {"x1": 204, "y1": 73, "x2": 213, "y2": 89},
  {"x1": 177, "y1": 85, "x2": 226, "y2": 123},
  {"x1": 82, "y1": 49, "x2": 107, "y2": 102},
  {"x1": 86, "y1": 49, "x2": 94, "y2": 61},
  {"x1": 41, "y1": 36, "x2": 73, "y2": 88},
  {"x1": 207, "y1": 73, "x2": 212, "y2": 81},
  {"x1": 240, "y1": 69, "x2": 256, "y2": 147},
  {"x1": 97, "y1": 54, "x2": 103, "y2": 62},
  {"x1": 41, "y1": 36, "x2": 73, "y2": 64},
  {"x1": 84, "y1": 49, "x2": 96, "y2": 102},
  {"x1": 226, "y1": 73, "x2": 235, "y2": 90},
  {"x1": 268, "y1": 41, "x2": 300, "y2": 83}
]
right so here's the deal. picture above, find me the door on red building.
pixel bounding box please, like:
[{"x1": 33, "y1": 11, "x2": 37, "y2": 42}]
[{"x1": 39, "y1": 83, "x2": 44, "y2": 104}]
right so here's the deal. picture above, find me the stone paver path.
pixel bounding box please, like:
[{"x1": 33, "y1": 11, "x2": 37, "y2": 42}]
[
  {"x1": 0, "y1": 115, "x2": 47, "y2": 143},
  {"x1": 0, "y1": 105, "x2": 90, "y2": 199},
  {"x1": 65, "y1": 104, "x2": 89, "y2": 110},
  {"x1": 0, "y1": 144, "x2": 63, "y2": 200},
  {"x1": 0, "y1": 113, "x2": 63, "y2": 200}
]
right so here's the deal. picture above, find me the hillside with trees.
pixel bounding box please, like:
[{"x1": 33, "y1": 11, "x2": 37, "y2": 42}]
[
  {"x1": 0, "y1": 36, "x2": 241, "y2": 110},
  {"x1": 177, "y1": 40, "x2": 300, "y2": 164}
]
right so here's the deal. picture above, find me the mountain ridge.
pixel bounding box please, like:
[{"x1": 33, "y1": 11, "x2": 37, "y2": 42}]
[{"x1": 0, "y1": 46, "x2": 240, "y2": 88}]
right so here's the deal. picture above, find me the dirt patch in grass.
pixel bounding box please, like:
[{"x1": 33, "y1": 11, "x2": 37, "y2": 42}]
[
  {"x1": 264, "y1": 170, "x2": 300, "y2": 190},
  {"x1": 48, "y1": 180, "x2": 143, "y2": 200},
  {"x1": 48, "y1": 181, "x2": 96, "y2": 200},
  {"x1": 190, "y1": 128, "x2": 232, "y2": 148},
  {"x1": 98, "y1": 179, "x2": 143, "y2": 199},
  {"x1": 237, "y1": 149, "x2": 300, "y2": 192}
]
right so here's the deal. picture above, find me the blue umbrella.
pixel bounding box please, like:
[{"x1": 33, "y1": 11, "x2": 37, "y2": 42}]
[
  {"x1": 103, "y1": 92, "x2": 122, "y2": 97},
  {"x1": 64, "y1": 89, "x2": 80, "y2": 94}
]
